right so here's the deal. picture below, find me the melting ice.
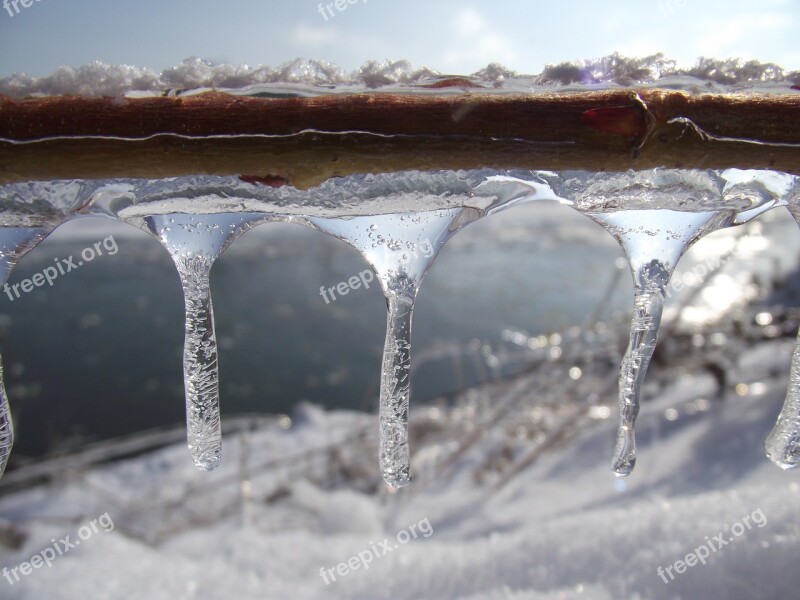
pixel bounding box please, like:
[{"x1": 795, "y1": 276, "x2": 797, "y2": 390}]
[
  {"x1": 0, "y1": 168, "x2": 796, "y2": 485},
  {"x1": 585, "y1": 209, "x2": 733, "y2": 475},
  {"x1": 308, "y1": 208, "x2": 480, "y2": 486},
  {"x1": 0, "y1": 228, "x2": 51, "y2": 475},
  {"x1": 0, "y1": 181, "x2": 97, "y2": 476},
  {"x1": 766, "y1": 180, "x2": 800, "y2": 469},
  {"x1": 134, "y1": 213, "x2": 266, "y2": 471}
]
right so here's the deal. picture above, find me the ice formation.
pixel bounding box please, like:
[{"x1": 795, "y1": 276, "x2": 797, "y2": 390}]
[
  {"x1": 0, "y1": 54, "x2": 796, "y2": 98},
  {"x1": 308, "y1": 208, "x2": 479, "y2": 486},
  {"x1": 0, "y1": 181, "x2": 98, "y2": 475},
  {"x1": 0, "y1": 228, "x2": 51, "y2": 475},
  {"x1": 134, "y1": 213, "x2": 267, "y2": 470},
  {"x1": 587, "y1": 209, "x2": 733, "y2": 475},
  {"x1": 765, "y1": 181, "x2": 800, "y2": 469},
  {"x1": 0, "y1": 167, "x2": 793, "y2": 485}
]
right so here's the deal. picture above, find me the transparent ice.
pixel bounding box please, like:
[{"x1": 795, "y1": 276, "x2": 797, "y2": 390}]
[
  {"x1": 585, "y1": 209, "x2": 733, "y2": 475},
  {"x1": 0, "y1": 168, "x2": 791, "y2": 480},
  {"x1": 0, "y1": 228, "x2": 51, "y2": 475},
  {"x1": 135, "y1": 213, "x2": 266, "y2": 471},
  {"x1": 308, "y1": 208, "x2": 479, "y2": 486},
  {"x1": 0, "y1": 180, "x2": 97, "y2": 477},
  {"x1": 766, "y1": 182, "x2": 800, "y2": 468}
]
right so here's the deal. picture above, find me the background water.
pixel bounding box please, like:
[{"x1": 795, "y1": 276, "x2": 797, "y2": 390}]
[{"x1": 1, "y1": 202, "x2": 795, "y2": 459}]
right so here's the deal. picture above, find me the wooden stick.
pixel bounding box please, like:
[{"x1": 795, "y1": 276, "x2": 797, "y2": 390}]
[{"x1": 1, "y1": 90, "x2": 799, "y2": 187}]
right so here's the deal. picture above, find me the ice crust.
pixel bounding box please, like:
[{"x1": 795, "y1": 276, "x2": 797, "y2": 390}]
[{"x1": 1, "y1": 54, "x2": 797, "y2": 98}]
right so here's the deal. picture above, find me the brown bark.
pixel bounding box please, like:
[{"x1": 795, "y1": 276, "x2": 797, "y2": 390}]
[{"x1": 1, "y1": 90, "x2": 798, "y2": 188}]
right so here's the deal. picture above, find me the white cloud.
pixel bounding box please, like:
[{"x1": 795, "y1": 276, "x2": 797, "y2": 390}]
[
  {"x1": 440, "y1": 7, "x2": 517, "y2": 72},
  {"x1": 694, "y1": 12, "x2": 791, "y2": 58},
  {"x1": 290, "y1": 23, "x2": 339, "y2": 47},
  {"x1": 600, "y1": 16, "x2": 623, "y2": 35},
  {"x1": 454, "y1": 7, "x2": 486, "y2": 36}
]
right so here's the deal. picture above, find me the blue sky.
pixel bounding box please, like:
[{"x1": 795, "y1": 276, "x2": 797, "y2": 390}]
[{"x1": 0, "y1": 0, "x2": 797, "y2": 77}]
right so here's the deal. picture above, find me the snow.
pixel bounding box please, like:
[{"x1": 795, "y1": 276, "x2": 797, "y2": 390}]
[{"x1": 1, "y1": 55, "x2": 796, "y2": 99}]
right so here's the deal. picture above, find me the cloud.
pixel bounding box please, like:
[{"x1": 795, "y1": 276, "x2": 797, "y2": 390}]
[
  {"x1": 454, "y1": 7, "x2": 486, "y2": 37},
  {"x1": 694, "y1": 14, "x2": 785, "y2": 57},
  {"x1": 440, "y1": 7, "x2": 517, "y2": 72},
  {"x1": 290, "y1": 23, "x2": 339, "y2": 47},
  {"x1": 690, "y1": 11, "x2": 797, "y2": 69}
]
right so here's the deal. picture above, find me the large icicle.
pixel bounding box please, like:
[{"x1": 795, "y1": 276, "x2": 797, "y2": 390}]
[
  {"x1": 766, "y1": 201, "x2": 800, "y2": 468},
  {"x1": 587, "y1": 209, "x2": 732, "y2": 476},
  {"x1": 308, "y1": 208, "x2": 478, "y2": 486},
  {"x1": 139, "y1": 213, "x2": 265, "y2": 471},
  {"x1": 0, "y1": 227, "x2": 51, "y2": 476}
]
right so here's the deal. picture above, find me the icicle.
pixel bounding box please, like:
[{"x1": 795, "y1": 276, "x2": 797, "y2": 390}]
[
  {"x1": 380, "y1": 291, "x2": 414, "y2": 487},
  {"x1": 586, "y1": 209, "x2": 732, "y2": 476},
  {"x1": 765, "y1": 201, "x2": 800, "y2": 468},
  {"x1": 137, "y1": 213, "x2": 265, "y2": 471},
  {"x1": 0, "y1": 227, "x2": 51, "y2": 476},
  {"x1": 308, "y1": 208, "x2": 478, "y2": 486},
  {"x1": 721, "y1": 171, "x2": 800, "y2": 469}
]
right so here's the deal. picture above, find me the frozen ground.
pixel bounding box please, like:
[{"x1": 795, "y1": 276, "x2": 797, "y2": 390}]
[{"x1": 0, "y1": 330, "x2": 799, "y2": 599}]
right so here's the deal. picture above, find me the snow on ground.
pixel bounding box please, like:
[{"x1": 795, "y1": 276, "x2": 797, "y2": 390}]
[{"x1": 1, "y1": 334, "x2": 799, "y2": 600}]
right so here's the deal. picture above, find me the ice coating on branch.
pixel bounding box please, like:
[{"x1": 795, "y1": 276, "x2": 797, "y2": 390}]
[
  {"x1": 1, "y1": 54, "x2": 796, "y2": 98},
  {"x1": 135, "y1": 213, "x2": 266, "y2": 471},
  {"x1": 86, "y1": 171, "x2": 502, "y2": 219},
  {"x1": 0, "y1": 180, "x2": 102, "y2": 227},
  {"x1": 550, "y1": 169, "x2": 757, "y2": 213},
  {"x1": 82, "y1": 169, "x2": 776, "y2": 221}
]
